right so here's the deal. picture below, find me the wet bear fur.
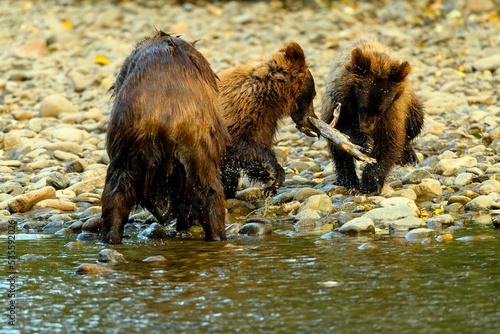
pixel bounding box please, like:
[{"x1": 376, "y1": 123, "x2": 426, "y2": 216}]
[
  {"x1": 101, "y1": 30, "x2": 229, "y2": 244},
  {"x1": 218, "y1": 42, "x2": 318, "y2": 198},
  {"x1": 320, "y1": 39, "x2": 425, "y2": 195}
]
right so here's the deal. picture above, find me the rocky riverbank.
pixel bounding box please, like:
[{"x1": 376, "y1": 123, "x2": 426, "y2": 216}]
[{"x1": 1, "y1": 0, "x2": 499, "y2": 244}]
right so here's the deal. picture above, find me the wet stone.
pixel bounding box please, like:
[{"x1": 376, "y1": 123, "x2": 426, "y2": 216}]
[
  {"x1": 46, "y1": 172, "x2": 70, "y2": 189},
  {"x1": 235, "y1": 188, "x2": 265, "y2": 202},
  {"x1": 139, "y1": 223, "x2": 169, "y2": 239},
  {"x1": 98, "y1": 249, "x2": 127, "y2": 263},
  {"x1": 42, "y1": 221, "x2": 64, "y2": 233},
  {"x1": 389, "y1": 217, "x2": 427, "y2": 231},
  {"x1": 293, "y1": 187, "x2": 325, "y2": 202},
  {"x1": 143, "y1": 255, "x2": 167, "y2": 263},
  {"x1": 402, "y1": 169, "x2": 433, "y2": 184},
  {"x1": 294, "y1": 219, "x2": 323, "y2": 232},
  {"x1": 358, "y1": 242, "x2": 379, "y2": 250},
  {"x1": 75, "y1": 263, "x2": 113, "y2": 275},
  {"x1": 405, "y1": 228, "x2": 437, "y2": 241},
  {"x1": 238, "y1": 223, "x2": 273, "y2": 235},
  {"x1": 294, "y1": 209, "x2": 321, "y2": 221},
  {"x1": 425, "y1": 214, "x2": 455, "y2": 229},
  {"x1": 82, "y1": 216, "x2": 102, "y2": 232}
]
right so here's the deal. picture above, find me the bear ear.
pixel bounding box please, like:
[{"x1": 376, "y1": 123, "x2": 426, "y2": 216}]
[
  {"x1": 351, "y1": 47, "x2": 371, "y2": 74},
  {"x1": 282, "y1": 42, "x2": 306, "y2": 68},
  {"x1": 390, "y1": 61, "x2": 411, "y2": 82}
]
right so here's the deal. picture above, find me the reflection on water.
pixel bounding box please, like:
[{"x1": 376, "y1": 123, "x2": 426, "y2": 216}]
[{"x1": 2, "y1": 227, "x2": 500, "y2": 334}]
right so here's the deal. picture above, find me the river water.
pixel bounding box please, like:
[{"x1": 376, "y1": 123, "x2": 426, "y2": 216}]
[{"x1": 2, "y1": 226, "x2": 499, "y2": 334}]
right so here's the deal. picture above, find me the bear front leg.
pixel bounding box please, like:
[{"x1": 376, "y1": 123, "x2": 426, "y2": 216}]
[
  {"x1": 245, "y1": 146, "x2": 285, "y2": 197},
  {"x1": 101, "y1": 169, "x2": 137, "y2": 244},
  {"x1": 330, "y1": 143, "x2": 360, "y2": 193},
  {"x1": 360, "y1": 135, "x2": 403, "y2": 195}
]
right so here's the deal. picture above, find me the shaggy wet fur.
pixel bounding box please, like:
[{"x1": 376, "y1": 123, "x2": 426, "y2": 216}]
[
  {"x1": 101, "y1": 30, "x2": 229, "y2": 244},
  {"x1": 218, "y1": 42, "x2": 318, "y2": 198},
  {"x1": 321, "y1": 39, "x2": 425, "y2": 195}
]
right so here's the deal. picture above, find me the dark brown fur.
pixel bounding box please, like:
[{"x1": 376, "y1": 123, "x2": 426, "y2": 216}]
[
  {"x1": 320, "y1": 39, "x2": 425, "y2": 195},
  {"x1": 218, "y1": 42, "x2": 318, "y2": 198},
  {"x1": 101, "y1": 30, "x2": 229, "y2": 244}
]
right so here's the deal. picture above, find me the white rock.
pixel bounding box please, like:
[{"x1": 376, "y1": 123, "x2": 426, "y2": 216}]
[
  {"x1": 435, "y1": 157, "x2": 477, "y2": 175},
  {"x1": 379, "y1": 197, "x2": 419, "y2": 215},
  {"x1": 362, "y1": 204, "x2": 417, "y2": 225},
  {"x1": 338, "y1": 217, "x2": 375, "y2": 234},
  {"x1": 39, "y1": 95, "x2": 78, "y2": 117}
]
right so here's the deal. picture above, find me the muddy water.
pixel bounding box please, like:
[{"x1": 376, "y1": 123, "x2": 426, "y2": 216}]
[{"x1": 3, "y1": 227, "x2": 500, "y2": 334}]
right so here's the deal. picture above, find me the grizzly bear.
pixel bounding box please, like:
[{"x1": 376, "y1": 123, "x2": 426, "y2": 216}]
[
  {"x1": 218, "y1": 42, "x2": 318, "y2": 199},
  {"x1": 100, "y1": 30, "x2": 229, "y2": 244},
  {"x1": 320, "y1": 39, "x2": 425, "y2": 195}
]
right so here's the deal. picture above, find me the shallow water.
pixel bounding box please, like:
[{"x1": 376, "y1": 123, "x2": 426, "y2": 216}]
[{"x1": 2, "y1": 226, "x2": 500, "y2": 334}]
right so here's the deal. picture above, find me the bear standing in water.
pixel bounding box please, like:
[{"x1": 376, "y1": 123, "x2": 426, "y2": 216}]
[
  {"x1": 320, "y1": 39, "x2": 425, "y2": 195},
  {"x1": 101, "y1": 31, "x2": 229, "y2": 244},
  {"x1": 218, "y1": 42, "x2": 319, "y2": 199}
]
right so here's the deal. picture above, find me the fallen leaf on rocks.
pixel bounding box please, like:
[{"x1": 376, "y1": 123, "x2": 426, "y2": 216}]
[
  {"x1": 94, "y1": 55, "x2": 110, "y2": 65},
  {"x1": 420, "y1": 209, "x2": 432, "y2": 221},
  {"x1": 436, "y1": 234, "x2": 453, "y2": 242},
  {"x1": 63, "y1": 20, "x2": 72, "y2": 29},
  {"x1": 207, "y1": 3, "x2": 222, "y2": 16}
]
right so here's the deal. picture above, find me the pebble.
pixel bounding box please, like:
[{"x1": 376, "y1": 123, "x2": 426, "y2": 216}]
[
  {"x1": 389, "y1": 217, "x2": 427, "y2": 231},
  {"x1": 8, "y1": 186, "x2": 57, "y2": 213},
  {"x1": 297, "y1": 194, "x2": 333, "y2": 213},
  {"x1": 358, "y1": 242, "x2": 379, "y2": 250},
  {"x1": 293, "y1": 187, "x2": 325, "y2": 202},
  {"x1": 405, "y1": 228, "x2": 437, "y2": 241},
  {"x1": 235, "y1": 188, "x2": 265, "y2": 202},
  {"x1": 98, "y1": 249, "x2": 127, "y2": 263},
  {"x1": 425, "y1": 214, "x2": 455, "y2": 229},
  {"x1": 338, "y1": 217, "x2": 375, "y2": 234},
  {"x1": 143, "y1": 255, "x2": 167, "y2": 263},
  {"x1": 294, "y1": 209, "x2": 321, "y2": 221},
  {"x1": 39, "y1": 95, "x2": 78, "y2": 117},
  {"x1": 362, "y1": 204, "x2": 417, "y2": 226},
  {"x1": 238, "y1": 223, "x2": 273, "y2": 235},
  {"x1": 456, "y1": 235, "x2": 495, "y2": 241},
  {"x1": 75, "y1": 263, "x2": 114, "y2": 274},
  {"x1": 139, "y1": 223, "x2": 169, "y2": 239}
]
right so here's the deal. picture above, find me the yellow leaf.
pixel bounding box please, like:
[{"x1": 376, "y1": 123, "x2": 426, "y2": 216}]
[
  {"x1": 420, "y1": 209, "x2": 431, "y2": 221},
  {"x1": 283, "y1": 149, "x2": 290, "y2": 155},
  {"x1": 487, "y1": 14, "x2": 499, "y2": 22},
  {"x1": 433, "y1": 207, "x2": 444, "y2": 215},
  {"x1": 206, "y1": 3, "x2": 222, "y2": 16},
  {"x1": 23, "y1": 2, "x2": 32, "y2": 10},
  {"x1": 363, "y1": 204, "x2": 374, "y2": 211},
  {"x1": 94, "y1": 55, "x2": 110, "y2": 66},
  {"x1": 63, "y1": 20, "x2": 72, "y2": 29},
  {"x1": 101, "y1": 78, "x2": 113, "y2": 87},
  {"x1": 313, "y1": 178, "x2": 324, "y2": 183},
  {"x1": 225, "y1": 30, "x2": 232, "y2": 37}
]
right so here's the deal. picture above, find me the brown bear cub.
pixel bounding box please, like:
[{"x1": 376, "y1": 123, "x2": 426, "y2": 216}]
[
  {"x1": 320, "y1": 39, "x2": 424, "y2": 195},
  {"x1": 218, "y1": 42, "x2": 318, "y2": 198},
  {"x1": 100, "y1": 30, "x2": 229, "y2": 244}
]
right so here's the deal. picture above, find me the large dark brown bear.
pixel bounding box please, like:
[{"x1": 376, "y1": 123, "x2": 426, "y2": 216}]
[
  {"x1": 218, "y1": 42, "x2": 318, "y2": 198},
  {"x1": 320, "y1": 39, "x2": 425, "y2": 195},
  {"x1": 100, "y1": 30, "x2": 229, "y2": 244}
]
